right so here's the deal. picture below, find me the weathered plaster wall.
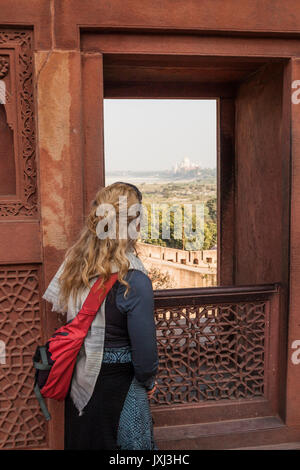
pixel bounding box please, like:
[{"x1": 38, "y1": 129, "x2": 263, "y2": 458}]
[{"x1": 34, "y1": 49, "x2": 84, "y2": 449}]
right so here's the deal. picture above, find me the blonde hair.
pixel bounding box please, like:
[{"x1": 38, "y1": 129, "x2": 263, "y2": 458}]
[{"x1": 57, "y1": 182, "x2": 142, "y2": 311}]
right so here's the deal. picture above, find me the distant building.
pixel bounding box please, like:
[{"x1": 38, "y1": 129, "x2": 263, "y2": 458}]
[
  {"x1": 172, "y1": 156, "x2": 201, "y2": 174},
  {"x1": 136, "y1": 241, "x2": 217, "y2": 289}
]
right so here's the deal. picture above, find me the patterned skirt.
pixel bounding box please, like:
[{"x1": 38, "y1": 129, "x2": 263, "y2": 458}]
[{"x1": 64, "y1": 346, "x2": 158, "y2": 450}]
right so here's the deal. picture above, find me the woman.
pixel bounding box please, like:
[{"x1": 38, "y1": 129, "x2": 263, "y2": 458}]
[{"x1": 42, "y1": 182, "x2": 159, "y2": 450}]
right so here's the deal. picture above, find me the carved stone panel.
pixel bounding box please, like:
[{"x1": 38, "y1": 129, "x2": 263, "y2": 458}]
[
  {"x1": 0, "y1": 30, "x2": 37, "y2": 217},
  {"x1": 152, "y1": 301, "x2": 267, "y2": 406},
  {"x1": 0, "y1": 265, "x2": 46, "y2": 449}
]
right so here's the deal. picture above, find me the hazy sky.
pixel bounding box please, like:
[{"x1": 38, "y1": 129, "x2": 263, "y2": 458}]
[{"x1": 103, "y1": 99, "x2": 217, "y2": 172}]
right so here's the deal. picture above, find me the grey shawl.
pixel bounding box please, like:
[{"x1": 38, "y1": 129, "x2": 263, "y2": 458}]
[{"x1": 42, "y1": 249, "x2": 148, "y2": 415}]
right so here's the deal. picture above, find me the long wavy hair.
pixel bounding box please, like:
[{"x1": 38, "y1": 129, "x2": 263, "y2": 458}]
[{"x1": 57, "y1": 182, "x2": 143, "y2": 311}]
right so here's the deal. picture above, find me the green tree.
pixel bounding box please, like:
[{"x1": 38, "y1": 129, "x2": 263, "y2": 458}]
[
  {"x1": 206, "y1": 198, "x2": 217, "y2": 223},
  {"x1": 203, "y1": 221, "x2": 217, "y2": 249}
]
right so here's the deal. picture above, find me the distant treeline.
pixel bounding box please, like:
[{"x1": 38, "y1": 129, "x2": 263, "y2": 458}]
[
  {"x1": 140, "y1": 198, "x2": 217, "y2": 250},
  {"x1": 107, "y1": 167, "x2": 216, "y2": 181}
]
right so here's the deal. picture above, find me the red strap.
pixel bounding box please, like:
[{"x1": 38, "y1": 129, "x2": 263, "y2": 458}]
[
  {"x1": 79, "y1": 272, "x2": 119, "y2": 316},
  {"x1": 41, "y1": 272, "x2": 119, "y2": 400}
]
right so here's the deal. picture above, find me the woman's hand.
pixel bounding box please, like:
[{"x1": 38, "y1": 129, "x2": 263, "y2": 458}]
[{"x1": 147, "y1": 382, "x2": 157, "y2": 400}]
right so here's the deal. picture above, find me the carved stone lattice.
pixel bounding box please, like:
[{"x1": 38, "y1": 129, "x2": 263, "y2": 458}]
[
  {"x1": 0, "y1": 30, "x2": 37, "y2": 217},
  {"x1": 0, "y1": 266, "x2": 46, "y2": 449},
  {"x1": 151, "y1": 301, "x2": 266, "y2": 406}
]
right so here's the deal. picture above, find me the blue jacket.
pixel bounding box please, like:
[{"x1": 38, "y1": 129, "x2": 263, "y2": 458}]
[{"x1": 113, "y1": 269, "x2": 159, "y2": 390}]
